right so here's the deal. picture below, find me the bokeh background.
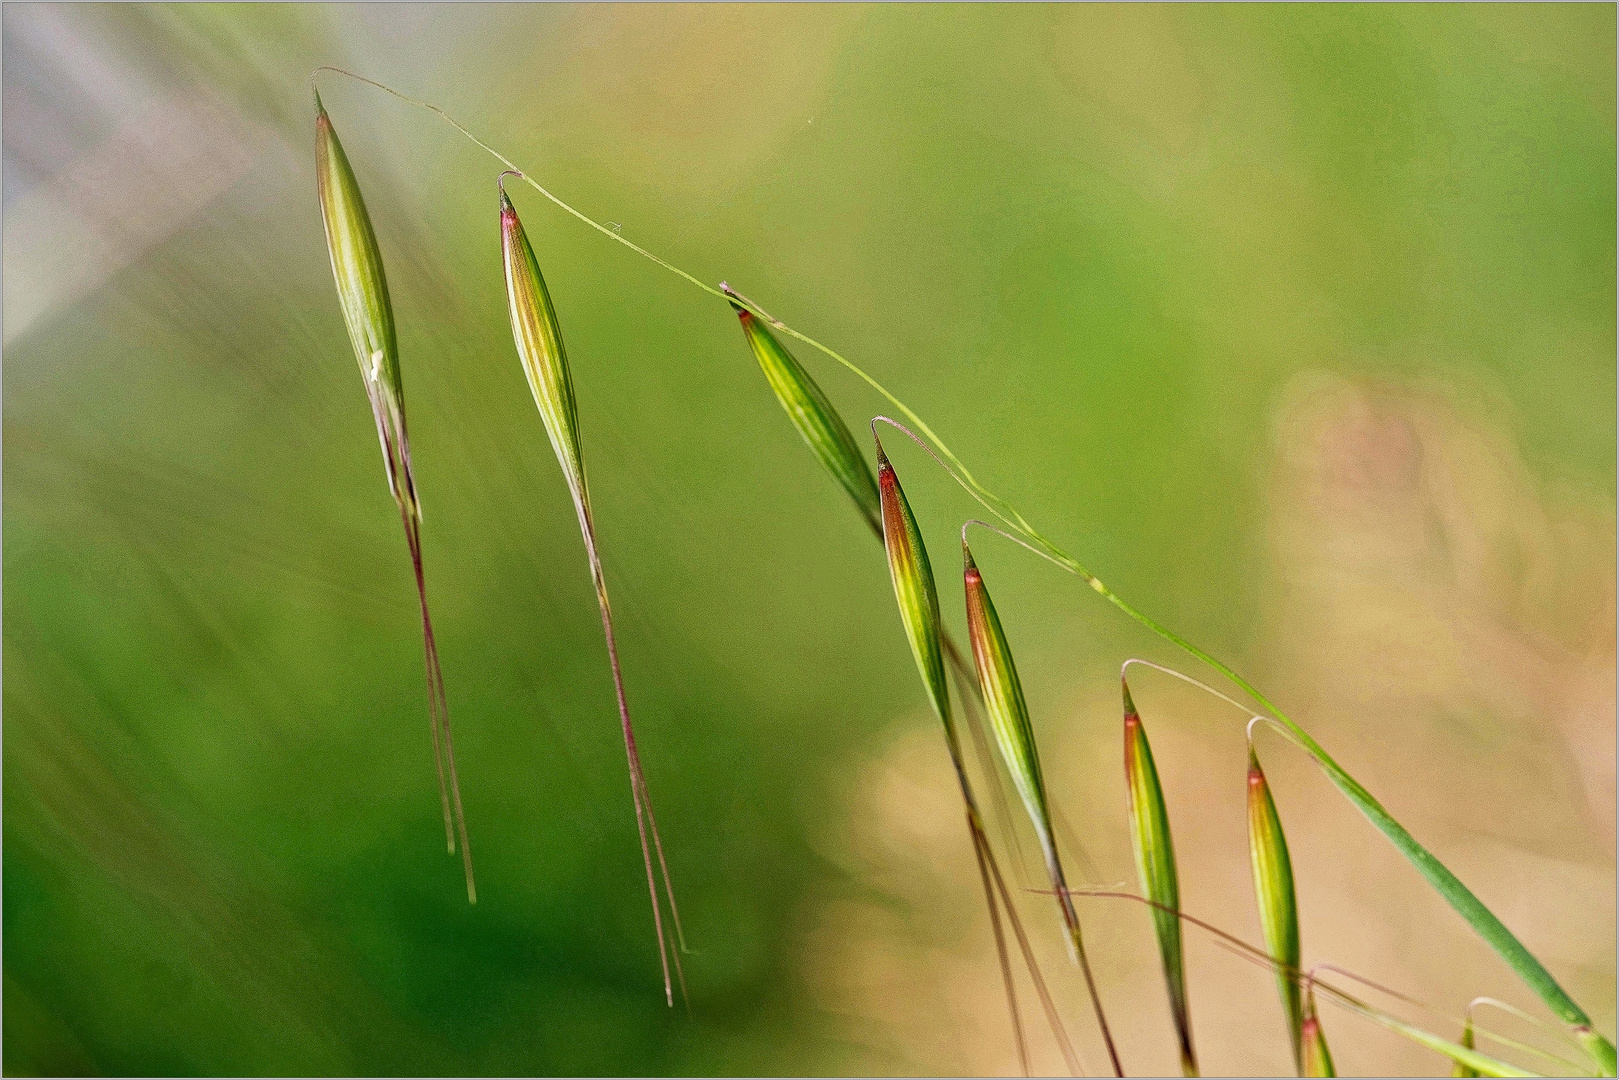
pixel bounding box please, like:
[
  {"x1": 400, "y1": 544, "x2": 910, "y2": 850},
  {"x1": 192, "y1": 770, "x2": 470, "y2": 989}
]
[{"x1": 4, "y1": 4, "x2": 1614, "y2": 1075}]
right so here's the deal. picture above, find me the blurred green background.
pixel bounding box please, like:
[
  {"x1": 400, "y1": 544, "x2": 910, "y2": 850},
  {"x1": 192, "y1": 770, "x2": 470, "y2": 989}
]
[{"x1": 4, "y1": 4, "x2": 1614, "y2": 1075}]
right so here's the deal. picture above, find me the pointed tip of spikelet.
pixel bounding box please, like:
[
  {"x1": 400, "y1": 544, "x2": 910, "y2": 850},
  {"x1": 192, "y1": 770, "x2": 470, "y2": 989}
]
[
  {"x1": 1122, "y1": 676, "x2": 1138, "y2": 721},
  {"x1": 314, "y1": 87, "x2": 325, "y2": 116}
]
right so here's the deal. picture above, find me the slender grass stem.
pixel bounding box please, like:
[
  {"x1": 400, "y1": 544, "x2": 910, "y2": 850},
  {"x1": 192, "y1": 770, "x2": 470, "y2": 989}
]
[
  {"x1": 970, "y1": 813, "x2": 1031, "y2": 1077},
  {"x1": 1468, "y1": 999, "x2": 1591, "y2": 1060},
  {"x1": 310, "y1": 69, "x2": 1614, "y2": 1073},
  {"x1": 1307, "y1": 968, "x2": 1585, "y2": 1071},
  {"x1": 983, "y1": 819, "x2": 1085, "y2": 1076},
  {"x1": 1121, "y1": 658, "x2": 1259, "y2": 721}
]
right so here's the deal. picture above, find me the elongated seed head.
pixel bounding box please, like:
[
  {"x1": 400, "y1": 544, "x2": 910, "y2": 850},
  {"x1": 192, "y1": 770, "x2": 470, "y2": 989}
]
[
  {"x1": 315, "y1": 93, "x2": 415, "y2": 516},
  {"x1": 501, "y1": 187, "x2": 589, "y2": 522},
  {"x1": 877, "y1": 439, "x2": 952, "y2": 735},
  {"x1": 1249, "y1": 748, "x2": 1304, "y2": 1072},
  {"x1": 963, "y1": 542, "x2": 1056, "y2": 869},
  {"x1": 723, "y1": 285, "x2": 881, "y2": 537},
  {"x1": 1124, "y1": 680, "x2": 1197, "y2": 1076},
  {"x1": 316, "y1": 95, "x2": 478, "y2": 903}
]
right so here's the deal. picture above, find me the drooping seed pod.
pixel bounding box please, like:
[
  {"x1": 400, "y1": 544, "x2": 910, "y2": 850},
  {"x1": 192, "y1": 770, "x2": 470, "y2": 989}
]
[
  {"x1": 315, "y1": 92, "x2": 475, "y2": 903},
  {"x1": 877, "y1": 437, "x2": 952, "y2": 735},
  {"x1": 315, "y1": 92, "x2": 411, "y2": 513},
  {"x1": 963, "y1": 541, "x2": 1055, "y2": 874},
  {"x1": 964, "y1": 539, "x2": 1122, "y2": 1075},
  {"x1": 500, "y1": 180, "x2": 685, "y2": 1007},
  {"x1": 1124, "y1": 679, "x2": 1197, "y2": 1076},
  {"x1": 722, "y1": 284, "x2": 881, "y2": 537},
  {"x1": 501, "y1": 184, "x2": 589, "y2": 528},
  {"x1": 1249, "y1": 748, "x2": 1303, "y2": 1072},
  {"x1": 1302, "y1": 990, "x2": 1336, "y2": 1078}
]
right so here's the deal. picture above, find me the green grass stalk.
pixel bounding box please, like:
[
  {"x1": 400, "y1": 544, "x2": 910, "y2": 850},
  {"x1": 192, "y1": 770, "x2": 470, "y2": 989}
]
[{"x1": 311, "y1": 70, "x2": 1614, "y2": 1073}]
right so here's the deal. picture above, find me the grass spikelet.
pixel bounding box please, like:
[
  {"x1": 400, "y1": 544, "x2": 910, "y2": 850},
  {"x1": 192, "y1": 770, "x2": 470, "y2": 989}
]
[
  {"x1": 314, "y1": 92, "x2": 475, "y2": 903},
  {"x1": 876, "y1": 436, "x2": 951, "y2": 729},
  {"x1": 500, "y1": 176, "x2": 685, "y2": 1006},
  {"x1": 1302, "y1": 986, "x2": 1336, "y2": 1077},
  {"x1": 963, "y1": 538, "x2": 1122, "y2": 1076},
  {"x1": 1454, "y1": 1015, "x2": 1480, "y2": 1078},
  {"x1": 722, "y1": 283, "x2": 881, "y2": 537},
  {"x1": 1248, "y1": 746, "x2": 1303, "y2": 1072},
  {"x1": 876, "y1": 434, "x2": 1079, "y2": 1074},
  {"x1": 1123, "y1": 678, "x2": 1197, "y2": 1075}
]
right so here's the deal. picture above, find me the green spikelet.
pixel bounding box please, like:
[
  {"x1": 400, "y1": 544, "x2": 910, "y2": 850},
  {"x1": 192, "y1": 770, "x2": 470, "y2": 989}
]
[
  {"x1": 963, "y1": 540, "x2": 1121, "y2": 1075},
  {"x1": 315, "y1": 92, "x2": 474, "y2": 903},
  {"x1": 1248, "y1": 749, "x2": 1303, "y2": 1072},
  {"x1": 723, "y1": 284, "x2": 880, "y2": 536},
  {"x1": 1124, "y1": 679, "x2": 1196, "y2": 1075},
  {"x1": 876, "y1": 438, "x2": 951, "y2": 733},
  {"x1": 501, "y1": 180, "x2": 685, "y2": 1006}
]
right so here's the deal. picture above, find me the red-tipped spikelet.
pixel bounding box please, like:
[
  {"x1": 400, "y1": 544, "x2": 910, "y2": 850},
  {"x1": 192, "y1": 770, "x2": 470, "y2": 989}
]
[
  {"x1": 1248, "y1": 748, "x2": 1303, "y2": 1071},
  {"x1": 964, "y1": 540, "x2": 1122, "y2": 1076},
  {"x1": 1124, "y1": 679, "x2": 1196, "y2": 1075},
  {"x1": 501, "y1": 178, "x2": 685, "y2": 1006}
]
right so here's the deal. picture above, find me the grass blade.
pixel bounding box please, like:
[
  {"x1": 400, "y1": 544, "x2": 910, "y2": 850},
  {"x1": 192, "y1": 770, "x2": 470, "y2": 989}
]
[
  {"x1": 1123, "y1": 678, "x2": 1197, "y2": 1075},
  {"x1": 500, "y1": 177, "x2": 685, "y2": 1005},
  {"x1": 970, "y1": 813, "x2": 1031, "y2": 1076},
  {"x1": 314, "y1": 91, "x2": 474, "y2": 902},
  {"x1": 963, "y1": 538, "x2": 1122, "y2": 1076},
  {"x1": 1248, "y1": 747, "x2": 1303, "y2": 1072}
]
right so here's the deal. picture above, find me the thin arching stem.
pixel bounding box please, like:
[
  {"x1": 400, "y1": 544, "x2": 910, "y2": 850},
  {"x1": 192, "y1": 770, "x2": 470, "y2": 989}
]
[
  {"x1": 1121, "y1": 657, "x2": 1257, "y2": 720},
  {"x1": 1469, "y1": 998, "x2": 1590, "y2": 1058},
  {"x1": 1301, "y1": 967, "x2": 1583, "y2": 1071}
]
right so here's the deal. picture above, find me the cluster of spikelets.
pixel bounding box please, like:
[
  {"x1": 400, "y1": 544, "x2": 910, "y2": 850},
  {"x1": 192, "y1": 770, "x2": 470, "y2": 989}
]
[
  {"x1": 312, "y1": 75, "x2": 1612, "y2": 1078},
  {"x1": 738, "y1": 283, "x2": 1356, "y2": 1077},
  {"x1": 316, "y1": 96, "x2": 685, "y2": 1002}
]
